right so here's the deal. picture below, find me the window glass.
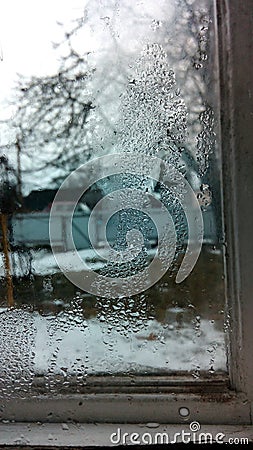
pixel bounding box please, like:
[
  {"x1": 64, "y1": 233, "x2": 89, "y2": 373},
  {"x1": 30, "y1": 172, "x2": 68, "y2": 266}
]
[{"x1": 0, "y1": 0, "x2": 226, "y2": 397}]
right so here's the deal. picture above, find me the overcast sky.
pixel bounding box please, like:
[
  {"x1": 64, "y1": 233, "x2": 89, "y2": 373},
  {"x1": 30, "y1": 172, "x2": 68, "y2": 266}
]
[
  {"x1": 0, "y1": 0, "x2": 86, "y2": 114},
  {"x1": 0, "y1": 0, "x2": 172, "y2": 102},
  {"x1": 0, "y1": 0, "x2": 174, "y2": 124},
  {"x1": 0, "y1": 0, "x2": 175, "y2": 192}
]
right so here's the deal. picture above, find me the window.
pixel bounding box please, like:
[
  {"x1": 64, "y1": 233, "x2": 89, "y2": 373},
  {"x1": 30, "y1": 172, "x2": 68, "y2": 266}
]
[{"x1": 0, "y1": 0, "x2": 252, "y2": 434}]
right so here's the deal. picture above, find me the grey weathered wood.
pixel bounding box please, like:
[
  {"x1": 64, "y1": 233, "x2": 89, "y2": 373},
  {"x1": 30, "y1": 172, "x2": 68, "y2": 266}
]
[
  {"x1": 1, "y1": 0, "x2": 253, "y2": 429},
  {"x1": 217, "y1": 0, "x2": 253, "y2": 405},
  {"x1": 1, "y1": 392, "x2": 250, "y2": 424},
  {"x1": 0, "y1": 422, "x2": 251, "y2": 446}
]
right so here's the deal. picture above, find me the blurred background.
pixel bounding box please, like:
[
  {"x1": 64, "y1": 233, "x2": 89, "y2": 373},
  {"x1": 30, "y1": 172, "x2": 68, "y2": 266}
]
[{"x1": 0, "y1": 0, "x2": 226, "y2": 391}]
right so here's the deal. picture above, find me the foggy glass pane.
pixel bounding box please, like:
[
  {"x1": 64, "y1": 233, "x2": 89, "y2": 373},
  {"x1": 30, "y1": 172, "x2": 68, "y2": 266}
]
[{"x1": 0, "y1": 0, "x2": 226, "y2": 397}]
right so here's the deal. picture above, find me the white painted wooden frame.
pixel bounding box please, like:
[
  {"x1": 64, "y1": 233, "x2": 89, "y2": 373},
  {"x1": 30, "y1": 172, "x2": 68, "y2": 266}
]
[{"x1": 1, "y1": 0, "x2": 253, "y2": 428}]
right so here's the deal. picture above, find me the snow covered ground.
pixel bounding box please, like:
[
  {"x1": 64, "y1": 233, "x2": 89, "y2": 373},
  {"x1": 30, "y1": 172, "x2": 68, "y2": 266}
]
[
  {"x1": 0, "y1": 247, "x2": 226, "y2": 396},
  {"x1": 33, "y1": 316, "x2": 226, "y2": 374},
  {"x1": 0, "y1": 307, "x2": 226, "y2": 390},
  {"x1": 0, "y1": 247, "x2": 157, "y2": 277}
]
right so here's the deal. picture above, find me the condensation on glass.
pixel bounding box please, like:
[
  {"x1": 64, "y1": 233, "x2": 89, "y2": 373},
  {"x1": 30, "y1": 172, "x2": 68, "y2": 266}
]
[{"x1": 0, "y1": 0, "x2": 226, "y2": 398}]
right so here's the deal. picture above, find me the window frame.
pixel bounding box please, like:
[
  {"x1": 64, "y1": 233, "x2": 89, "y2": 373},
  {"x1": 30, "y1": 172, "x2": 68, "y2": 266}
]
[
  {"x1": 217, "y1": 0, "x2": 253, "y2": 407},
  {"x1": 1, "y1": 0, "x2": 253, "y2": 427}
]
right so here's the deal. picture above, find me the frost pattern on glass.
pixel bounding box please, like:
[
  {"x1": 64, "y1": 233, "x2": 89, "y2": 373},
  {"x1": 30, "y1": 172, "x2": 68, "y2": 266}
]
[
  {"x1": 118, "y1": 44, "x2": 187, "y2": 156},
  {"x1": 0, "y1": 309, "x2": 36, "y2": 398},
  {"x1": 0, "y1": 0, "x2": 226, "y2": 397},
  {"x1": 192, "y1": 11, "x2": 211, "y2": 71},
  {"x1": 196, "y1": 106, "x2": 215, "y2": 175}
]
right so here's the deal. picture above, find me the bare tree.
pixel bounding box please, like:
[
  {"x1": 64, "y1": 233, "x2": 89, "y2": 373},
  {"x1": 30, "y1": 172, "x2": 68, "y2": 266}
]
[
  {"x1": 2, "y1": 0, "x2": 217, "y2": 193},
  {"x1": 11, "y1": 61, "x2": 92, "y2": 184}
]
